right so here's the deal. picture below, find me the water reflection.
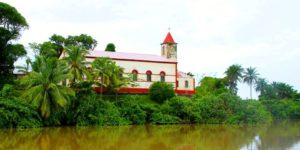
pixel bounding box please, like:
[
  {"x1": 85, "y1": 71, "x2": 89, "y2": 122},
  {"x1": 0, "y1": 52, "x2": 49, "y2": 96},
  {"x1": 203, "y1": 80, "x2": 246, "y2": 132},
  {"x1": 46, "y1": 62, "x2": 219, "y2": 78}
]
[{"x1": 0, "y1": 121, "x2": 300, "y2": 150}]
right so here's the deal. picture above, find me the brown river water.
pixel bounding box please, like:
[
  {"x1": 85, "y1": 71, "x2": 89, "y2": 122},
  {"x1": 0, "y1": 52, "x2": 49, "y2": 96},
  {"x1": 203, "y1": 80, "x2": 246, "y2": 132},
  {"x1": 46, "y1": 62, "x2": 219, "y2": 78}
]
[{"x1": 1, "y1": 120, "x2": 300, "y2": 150}]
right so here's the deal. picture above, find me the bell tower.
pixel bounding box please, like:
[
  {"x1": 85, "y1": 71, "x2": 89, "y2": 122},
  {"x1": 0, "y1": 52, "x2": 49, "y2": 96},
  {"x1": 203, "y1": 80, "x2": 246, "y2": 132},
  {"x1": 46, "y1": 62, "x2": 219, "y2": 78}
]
[{"x1": 161, "y1": 32, "x2": 177, "y2": 60}]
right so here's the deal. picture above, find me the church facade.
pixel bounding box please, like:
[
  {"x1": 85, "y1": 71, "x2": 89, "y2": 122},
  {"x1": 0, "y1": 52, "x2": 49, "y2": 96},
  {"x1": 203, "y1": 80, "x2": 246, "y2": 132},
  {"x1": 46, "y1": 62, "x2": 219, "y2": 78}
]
[{"x1": 73, "y1": 32, "x2": 195, "y2": 95}]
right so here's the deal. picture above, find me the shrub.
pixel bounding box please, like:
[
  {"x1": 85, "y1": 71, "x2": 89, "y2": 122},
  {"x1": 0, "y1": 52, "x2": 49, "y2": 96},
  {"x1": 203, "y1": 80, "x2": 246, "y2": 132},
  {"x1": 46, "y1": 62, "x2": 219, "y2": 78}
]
[
  {"x1": 139, "y1": 102, "x2": 158, "y2": 122},
  {"x1": 116, "y1": 96, "x2": 147, "y2": 124},
  {"x1": 261, "y1": 99, "x2": 300, "y2": 119},
  {"x1": 150, "y1": 112, "x2": 181, "y2": 124},
  {"x1": 194, "y1": 93, "x2": 272, "y2": 124},
  {"x1": 161, "y1": 96, "x2": 202, "y2": 123},
  {"x1": 0, "y1": 84, "x2": 14, "y2": 97},
  {"x1": 227, "y1": 100, "x2": 272, "y2": 124},
  {"x1": 194, "y1": 93, "x2": 241, "y2": 124},
  {"x1": 68, "y1": 94, "x2": 127, "y2": 126},
  {"x1": 149, "y1": 82, "x2": 175, "y2": 103},
  {"x1": 0, "y1": 97, "x2": 42, "y2": 128}
]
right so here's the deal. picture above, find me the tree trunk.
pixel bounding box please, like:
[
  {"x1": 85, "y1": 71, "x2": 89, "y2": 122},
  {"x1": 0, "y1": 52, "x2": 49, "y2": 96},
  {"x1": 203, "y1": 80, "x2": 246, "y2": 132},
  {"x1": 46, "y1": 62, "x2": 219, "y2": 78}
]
[
  {"x1": 100, "y1": 73, "x2": 103, "y2": 100},
  {"x1": 250, "y1": 82, "x2": 252, "y2": 100}
]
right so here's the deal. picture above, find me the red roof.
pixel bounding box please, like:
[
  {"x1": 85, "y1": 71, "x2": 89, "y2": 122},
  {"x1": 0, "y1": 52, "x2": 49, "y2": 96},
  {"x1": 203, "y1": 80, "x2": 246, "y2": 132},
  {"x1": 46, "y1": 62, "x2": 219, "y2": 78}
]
[
  {"x1": 163, "y1": 32, "x2": 175, "y2": 44},
  {"x1": 86, "y1": 51, "x2": 177, "y2": 63}
]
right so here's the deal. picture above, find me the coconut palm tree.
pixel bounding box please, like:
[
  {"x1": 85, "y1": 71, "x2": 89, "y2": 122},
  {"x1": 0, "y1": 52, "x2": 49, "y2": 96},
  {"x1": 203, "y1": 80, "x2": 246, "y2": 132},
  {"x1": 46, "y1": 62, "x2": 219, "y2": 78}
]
[
  {"x1": 92, "y1": 57, "x2": 113, "y2": 98},
  {"x1": 15, "y1": 57, "x2": 32, "y2": 74},
  {"x1": 62, "y1": 46, "x2": 90, "y2": 83},
  {"x1": 20, "y1": 57, "x2": 75, "y2": 118},
  {"x1": 224, "y1": 64, "x2": 244, "y2": 95},
  {"x1": 92, "y1": 57, "x2": 132, "y2": 100},
  {"x1": 243, "y1": 67, "x2": 259, "y2": 99}
]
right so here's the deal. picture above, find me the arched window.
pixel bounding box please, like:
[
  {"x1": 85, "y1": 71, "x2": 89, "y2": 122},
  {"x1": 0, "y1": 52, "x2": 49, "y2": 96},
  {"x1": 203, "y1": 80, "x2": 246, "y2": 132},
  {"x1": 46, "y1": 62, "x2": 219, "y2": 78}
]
[
  {"x1": 160, "y1": 71, "x2": 166, "y2": 82},
  {"x1": 132, "y1": 70, "x2": 138, "y2": 81},
  {"x1": 185, "y1": 80, "x2": 189, "y2": 88},
  {"x1": 146, "y1": 70, "x2": 152, "y2": 82}
]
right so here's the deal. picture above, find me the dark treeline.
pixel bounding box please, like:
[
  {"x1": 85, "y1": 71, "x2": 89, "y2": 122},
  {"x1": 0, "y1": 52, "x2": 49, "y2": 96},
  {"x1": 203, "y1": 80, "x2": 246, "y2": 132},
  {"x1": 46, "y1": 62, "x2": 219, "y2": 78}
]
[{"x1": 0, "y1": 2, "x2": 299, "y2": 128}]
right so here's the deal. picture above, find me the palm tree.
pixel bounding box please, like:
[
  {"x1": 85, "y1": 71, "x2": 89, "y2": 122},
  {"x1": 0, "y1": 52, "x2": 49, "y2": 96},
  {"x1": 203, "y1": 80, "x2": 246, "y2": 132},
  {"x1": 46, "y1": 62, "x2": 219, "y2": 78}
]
[
  {"x1": 255, "y1": 78, "x2": 268, "y2": 98},
  {"x1": 63, "y1": 46, "x2": 90, "y2": 83},
  {"x1": 92, "y1": 57, "x2": 132, "y2": 100},
  {"x1": 20, "y1": 57, "x2": 75, "y2": 118},
  {"x1": 243, "y1": 67, "x2": 259, "y2": 99},
  {"x1": 224, "y1": 64, "x2": 244, "y2": 95},
  {"x1": 92, "y1": 57, "x2": 113, "y2": 99},
  {"x1": 15, "y1": 57, "x2": 32, "y2": 74}
]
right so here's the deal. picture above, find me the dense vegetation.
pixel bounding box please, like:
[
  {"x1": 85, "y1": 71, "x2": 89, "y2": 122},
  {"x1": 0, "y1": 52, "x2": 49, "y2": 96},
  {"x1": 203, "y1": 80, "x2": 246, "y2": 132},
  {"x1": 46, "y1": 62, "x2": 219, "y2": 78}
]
[
  {"x1": 0, "y1": 2, "x2": 299, "y2": 128},
  {"x1": 149, "y1": 82, "x2": 175, "y2": 103}
]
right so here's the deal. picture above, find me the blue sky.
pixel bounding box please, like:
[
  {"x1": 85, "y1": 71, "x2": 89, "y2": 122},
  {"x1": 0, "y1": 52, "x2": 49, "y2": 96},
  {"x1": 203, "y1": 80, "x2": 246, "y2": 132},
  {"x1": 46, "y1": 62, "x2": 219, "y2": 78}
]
[{"x1": 3, "y1": 0, "x2": 300, "y2": 98}]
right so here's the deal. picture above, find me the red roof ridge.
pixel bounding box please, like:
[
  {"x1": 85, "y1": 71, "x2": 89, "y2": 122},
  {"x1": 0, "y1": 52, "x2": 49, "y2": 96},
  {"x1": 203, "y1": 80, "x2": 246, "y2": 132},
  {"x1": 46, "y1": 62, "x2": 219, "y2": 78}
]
[{"x1": 163, "y1": 32, "x2": 175, "y2": 44}]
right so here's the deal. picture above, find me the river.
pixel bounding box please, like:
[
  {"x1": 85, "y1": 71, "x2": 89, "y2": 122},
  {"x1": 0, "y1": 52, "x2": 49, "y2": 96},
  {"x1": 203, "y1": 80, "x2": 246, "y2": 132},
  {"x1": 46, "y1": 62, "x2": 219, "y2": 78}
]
[{"x1": 1, "y1": 120, "x2": 300, "y2": 150}]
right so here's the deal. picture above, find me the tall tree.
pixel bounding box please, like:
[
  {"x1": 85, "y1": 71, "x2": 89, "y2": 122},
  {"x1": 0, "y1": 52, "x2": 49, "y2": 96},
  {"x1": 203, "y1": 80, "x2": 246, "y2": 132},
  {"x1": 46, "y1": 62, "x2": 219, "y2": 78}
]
[
  {"x1": 255, "y1": 78, "x2": 268, "y2": 97},
  {"x1": 20, "y1": 57, "x2": 74, "y2": 118},
  {"x1": 243, "y1": 67, "x2": 259, "y2": 99},
  {"x1": 30, "y1": 34, "x2": 98, "y2": 58},
  {"x1": 224, "y1": 64, "x2": 244, "y2": 95},
  {"x1": 0, "y1": 2, "x2": 28, "y2": 87},
  {"x1": 105, "y1": 43, "x2": 116, "y2": 52},
  {"x1": 65, "y1": 34, "x2": 97, "y2": 50},
  {"x1": 63, "y1": 46, "x2": 90, "y2": 83}
]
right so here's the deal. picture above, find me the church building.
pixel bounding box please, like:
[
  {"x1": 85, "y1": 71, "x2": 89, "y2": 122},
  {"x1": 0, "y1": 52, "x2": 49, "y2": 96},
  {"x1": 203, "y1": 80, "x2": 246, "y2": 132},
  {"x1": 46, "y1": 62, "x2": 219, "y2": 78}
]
[{"x1": 84, "y1": 32, "x2": 195, "y2": 95}]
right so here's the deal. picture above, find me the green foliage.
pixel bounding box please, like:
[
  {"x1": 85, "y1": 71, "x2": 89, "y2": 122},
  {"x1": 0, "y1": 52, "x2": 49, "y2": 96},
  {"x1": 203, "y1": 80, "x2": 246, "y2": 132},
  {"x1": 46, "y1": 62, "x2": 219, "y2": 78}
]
[
  {"x1": 70, "y1": 80, "x2": 95, "y2": 96},
  {"x1": 92, "y1": 57, "x2": 132, "y2": 93},
  {"x1": 0, "y1": 2, "x2": 28, "y2": 88},
  {"x1": 259, "y1": 82, "x2": 298, "y2": 100},
  {"x1": 226, "y1": 100, "x2": 272, "y2": 124},
  {"x1": 224, "y1": 64, "x2": 244, "y2": 95},
  {"x1": 255, "y1": 78, "x2": 268, "y2": 96},
  {"x1": 65, "y1": 34, "x2": 97, "y2": 50},
  {"x1": 0, "y1": 43, "x2": 26, "y2": 87},
  {"x1": 63, "y1": 46, "x2": 91, "y2": 83},
  {"x1": 30, "y1": 34, "x2": 97, "y2": 58},
  {"x1": 70, "y1": 94, "x2": 127, "y2": 126},
  {"x1": 194, "y1": 93, "x2": 272, "y2": 124},
  {"x1": 0, "y1": 84, "x2": 14, "y2": 97},
  {"x1": 116, "y1": 96, "x2": 147, "y2": 124},
  {"x1": 162, "y1": 96, "x2": 202, "y2": 123},
  {"x1": 20, "y1": 57, "x2": 75, "y2": 118},
  {"x1": 105, "y1": 43, "x2": 116, "y2": 52},
  {"x1": 150, "y1": 112, "x2": 181, "y2": 124},
  {"x1": 34, "y1": 41, "x2": 59, "y2": 58},
  {"x1": 0, "y1": 2, "x2": 28, "y2": 34},
  {"x1": 196, "y1": 76, "x2": 229, "y2": 97},
  {"x1": 261, "y1": 100, "x2": 300, "y2": 119},
  {"x1": 149, "y1": 82, "x2": 175, "y2": 103},
  {"x1": 195, "y1": 93, "x2": 240, "y2": 124},
  {"x1": 0, "y1": 97, "x2": 42, "y2": 128}
]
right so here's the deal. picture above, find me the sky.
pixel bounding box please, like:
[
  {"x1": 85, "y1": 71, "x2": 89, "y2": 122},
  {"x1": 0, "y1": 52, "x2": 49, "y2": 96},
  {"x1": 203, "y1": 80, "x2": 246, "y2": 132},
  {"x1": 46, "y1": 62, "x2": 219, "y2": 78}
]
[{"x1": 3, "y1": 0, "x2": 300, "y2": 99}]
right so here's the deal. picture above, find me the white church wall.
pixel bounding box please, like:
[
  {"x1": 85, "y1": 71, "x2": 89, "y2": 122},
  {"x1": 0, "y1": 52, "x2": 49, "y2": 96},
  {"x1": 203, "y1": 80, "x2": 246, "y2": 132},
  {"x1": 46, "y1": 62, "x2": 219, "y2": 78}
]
[
  {"x1": 177, "y1": 77, "x2": 194, "y2": 91},
  {"x1": 115, "y1": 60, "x2": 176, "y2": 88},
  {"x1": 86, "y1": 58, "x2": 177, "y2": 89}
]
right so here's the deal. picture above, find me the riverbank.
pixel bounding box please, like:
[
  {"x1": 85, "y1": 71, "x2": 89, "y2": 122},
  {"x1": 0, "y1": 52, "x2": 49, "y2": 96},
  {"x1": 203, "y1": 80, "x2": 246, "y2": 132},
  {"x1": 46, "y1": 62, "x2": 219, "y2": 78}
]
[{"x1": 0, "y1": 92, "x2": 276, "y2": 128}]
